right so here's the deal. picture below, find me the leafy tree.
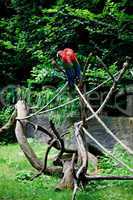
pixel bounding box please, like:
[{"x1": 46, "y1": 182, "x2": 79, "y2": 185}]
[{"x1": 0, "y1": 0, "x2": 133, "y2": 142}]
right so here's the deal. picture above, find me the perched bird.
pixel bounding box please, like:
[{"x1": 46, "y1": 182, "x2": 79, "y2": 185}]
[{"x1": 57, "y1": 48, "x2": 81, "y2": 87}]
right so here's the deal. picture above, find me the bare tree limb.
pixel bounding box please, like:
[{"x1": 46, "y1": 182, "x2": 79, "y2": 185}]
[
  {"x1": 28, "y1": 120, "x2": 76, "y2": 154},
  {"x1": 51, "y1": 121, "x2": 65, "y2": 159},
  {"x1": 75, "y1": 84, "x2": 133, "y2": 155},
  {"x1": 77, "y1": 58, "x2": 129, "y2": 125},
  {"x1": 15, "y1": 100, "x2": 62, "y2": 175},
  {"x1": 33, "y1": 69, "x2": 123, "y2": 116},
  {"x1": 28, "y1": 121, "x2": 54, "y2": 139},
  {"x1": 75, "y1": 124, "x2": 88, "y2": 179},
  {"x1": 31, "y1": 139, "x2": 58, "y2": 180}
]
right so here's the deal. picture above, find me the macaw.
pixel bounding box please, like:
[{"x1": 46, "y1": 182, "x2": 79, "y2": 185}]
[{"x1": 57, "y1": 48, "x2": 81, "y2": 87}]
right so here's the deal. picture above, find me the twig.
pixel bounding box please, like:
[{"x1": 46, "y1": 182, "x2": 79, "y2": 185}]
[{"x1": 60, "y1": 131, "x2": 70, "y2": 138}]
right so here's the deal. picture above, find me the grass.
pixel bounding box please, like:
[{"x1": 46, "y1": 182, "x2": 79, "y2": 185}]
[{"x1": 0, "y1": 140, "x2": 133, "y2": 200}]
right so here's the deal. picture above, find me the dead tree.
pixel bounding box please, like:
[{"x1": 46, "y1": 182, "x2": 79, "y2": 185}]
[{"x1": 0, "y1": 57, "x2": 133, "y2": 200}]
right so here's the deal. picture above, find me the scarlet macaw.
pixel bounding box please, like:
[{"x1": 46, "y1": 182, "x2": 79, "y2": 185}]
[{"x1": 57, "y1": 48, "x2": 81, "y2": 87}]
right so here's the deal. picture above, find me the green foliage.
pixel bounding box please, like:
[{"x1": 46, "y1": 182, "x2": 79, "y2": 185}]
[
  {"x1": 97, "y1": 144, "x2": 133, "y2": 186},
  {"x1": 29, "y1": 52, "x2": 64, "y2": 85},
  {"x1": 16, "y1": 85, "x2": 79, "y2": 125},
  {"x1": 0, "y1": 106, "x2": 15, "y2": 144},
  {"x1": 16, "y1": 171, "x2": 34, "y2": 181},
  {"x1": 85, "y1": 63, "x2": 118, "y2": 85},
  {"x1": 0, "y1": 107, "x2": 13, "y2": 126},
  {"x1": 0, "y1": 0, "x2": 132, "y2": 86},
  {"x1": 63, "y1": 0, "x2": 102, "y2": 12}
]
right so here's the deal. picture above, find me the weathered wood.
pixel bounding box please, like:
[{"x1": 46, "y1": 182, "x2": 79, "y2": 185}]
[
  {"x1": 75, "y1": 124, "x2": 88, "y2": 179},
  {"x1": 15, "y1": 100, "x2": 43, "y2": 170},
  {"x1": 15, "y1": 100, "x2": 62, "y2": 175},
  {"x1": 56, "y1": 160, "x2": 74, "y2": 190}
]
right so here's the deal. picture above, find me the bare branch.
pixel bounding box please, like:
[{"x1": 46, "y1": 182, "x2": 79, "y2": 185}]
[
  {"x1": 35, "y1": 69, "x2": 123, "y2": 116},
  {"x1": 27, "y1": 120, "x2": 76, "y2": 154},
  {"x1": 75, "y1": 84, "x2": 133, "y2": 155},
  {"x1": 77, "y1": 58, "x2": 129, "y2": 124},
  {"x1": 75, "y1": 124, "x2": 88, "y2": 179},
  {"x1": 15, "y1": 100, "x2": 63, "y2": 176},
  {"x1": 28, "y1": 121, "x2": 54, "y2": 139},
  {"x1": 72, "y1": 178, "x2": 78, "y2": 200}
]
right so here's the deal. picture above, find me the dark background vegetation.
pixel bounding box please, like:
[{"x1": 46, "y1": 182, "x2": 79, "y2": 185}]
[{"x1": 0, "y1": 0, "x2": 133, "y2": 142}]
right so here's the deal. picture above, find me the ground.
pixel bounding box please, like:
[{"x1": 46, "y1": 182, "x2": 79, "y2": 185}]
[{"x1": 0, "y1": 139, "x2": 133, "y2": 200}]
